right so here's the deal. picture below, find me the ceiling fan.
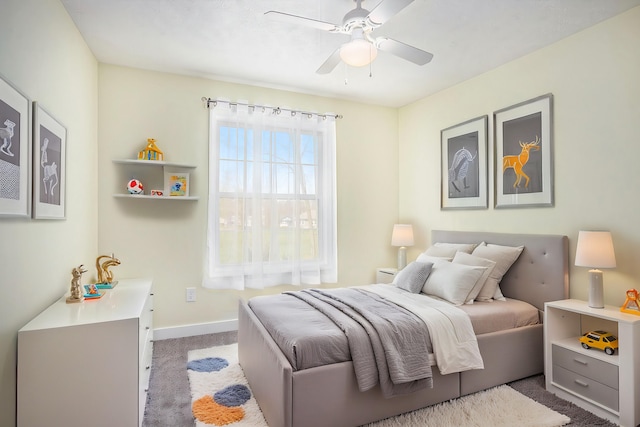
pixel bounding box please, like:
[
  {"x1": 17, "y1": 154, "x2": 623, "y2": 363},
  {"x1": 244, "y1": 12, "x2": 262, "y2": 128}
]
[{"x1": 265, "y1": 0, "x2": 434, "y2": 74}]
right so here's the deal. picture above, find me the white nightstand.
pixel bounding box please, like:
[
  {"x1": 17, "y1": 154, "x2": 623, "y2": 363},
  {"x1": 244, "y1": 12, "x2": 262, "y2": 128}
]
[
  {"x1": 544, "y1": 299, "x2": 640, "y2": 427},
  {"x1": 376, "y1": 268, "x2": 397, "y2": 284}
]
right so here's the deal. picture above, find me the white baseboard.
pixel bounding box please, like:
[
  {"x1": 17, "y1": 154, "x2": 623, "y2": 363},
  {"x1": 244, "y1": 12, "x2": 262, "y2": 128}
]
[{"x1": 153, "y1": 319, "x2": 238, "y2": 340}]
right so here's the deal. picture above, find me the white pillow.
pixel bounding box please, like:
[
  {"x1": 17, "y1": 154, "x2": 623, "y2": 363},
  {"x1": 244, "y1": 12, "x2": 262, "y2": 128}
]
[
  {"x1": 421, "y1": 259, "x2": 487, "y2": 306},
  {"x1": 471, "y1": 244, "x2": 524, "y2": 301},
  {"x1": 423, "y1": 242, "x2": 478, "y2": 258},
  {"x1": 452, "y1": 252, "x2": 497, "y2": 304},
  {"x1": 416, "y1": 253, "x2": 452, "y2": 264},
  {"x1": 393, "y1": 261, "x2": 434, "y2": 293}
]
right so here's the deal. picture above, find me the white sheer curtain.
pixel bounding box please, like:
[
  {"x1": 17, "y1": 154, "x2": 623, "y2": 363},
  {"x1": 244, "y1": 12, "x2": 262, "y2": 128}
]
[{"x1": 203, "y1": 101, "x2": 337, "y2": 290}]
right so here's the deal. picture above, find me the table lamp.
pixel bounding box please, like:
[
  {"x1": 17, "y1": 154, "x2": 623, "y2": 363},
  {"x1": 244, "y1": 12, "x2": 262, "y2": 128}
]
[
  {"x1": 391, "y1": 224, "x2": 414, "y2": 270},
  {"x1": 574, "y1": 230, "x2": 616, "y2": 309}
]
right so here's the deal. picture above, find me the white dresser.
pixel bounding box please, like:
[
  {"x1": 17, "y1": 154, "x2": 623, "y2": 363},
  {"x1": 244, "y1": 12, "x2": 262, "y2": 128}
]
[{"x1": 17, "y1": 278, "x2": 154, "y2": 427}]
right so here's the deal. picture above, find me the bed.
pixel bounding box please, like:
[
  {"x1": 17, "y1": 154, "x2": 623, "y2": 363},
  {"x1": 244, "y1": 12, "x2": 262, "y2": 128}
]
[{"x1": 238, "y1": 230, "x2": 569, "y2": 427}]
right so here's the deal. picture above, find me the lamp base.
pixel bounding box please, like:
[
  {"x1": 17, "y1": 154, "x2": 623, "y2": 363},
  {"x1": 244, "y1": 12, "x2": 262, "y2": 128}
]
[
  {"x1": 588, "y1": 269, "x2": 604, "y2": 309},
  {"x1": 397, "y1": 246, "x2": 407, "y2": 270}
]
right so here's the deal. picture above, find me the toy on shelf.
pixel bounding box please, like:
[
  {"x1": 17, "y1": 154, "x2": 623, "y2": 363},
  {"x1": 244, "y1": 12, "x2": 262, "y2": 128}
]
[
  {"x1": 579, "y1": 330, "x2": 618, "y2": 355},
  {"x1": 66, "y1": 264, "x2": 87, "y2": 304},
  {"x1": 95, "y1": 254, "x2": 120, "y2": 289},
  {"x1": 83, "y1": 283, "x2": 104, "y2": 300},
  {"x1": 138, "y1": 138, "x2": 164, "y2": 161},
  {"x1": 127, "y1": 178, "x2": 144, "y2": 194},
  {"x1": 621, "y1": 289, "x2": 640, "y2": 315}
]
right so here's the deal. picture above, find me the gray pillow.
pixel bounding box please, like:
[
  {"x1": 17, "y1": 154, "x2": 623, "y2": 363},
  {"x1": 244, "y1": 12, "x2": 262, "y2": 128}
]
[{"x1": 395, "y1": 261, "x2": 433, "y2": 293}]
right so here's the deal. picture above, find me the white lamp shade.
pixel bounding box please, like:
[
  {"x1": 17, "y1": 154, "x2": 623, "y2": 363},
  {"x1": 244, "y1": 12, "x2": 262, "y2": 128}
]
[
  {"x1": 575, "y1": 231, "x2": 616, "y2": 268},
  {"x1": 391, "y1": 224, "x2": 414, "y2": 247},
  {"x1": 340, "y1": 39, "x2": 378, "y2": 67}
]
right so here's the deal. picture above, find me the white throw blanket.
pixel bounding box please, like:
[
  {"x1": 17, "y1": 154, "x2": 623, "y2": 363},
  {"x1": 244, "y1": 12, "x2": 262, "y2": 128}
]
[{"x1": 364, "y1": 284, "x2": 484, "y2": 375}]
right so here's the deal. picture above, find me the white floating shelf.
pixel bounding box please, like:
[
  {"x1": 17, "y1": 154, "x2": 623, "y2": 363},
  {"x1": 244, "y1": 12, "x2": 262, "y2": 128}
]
[
  {"x1": 113, "y1": 194, "x2": 199, "y2": 201},
  {"x1": 112, "y1": 159, "x2": 196, "y2": 168}
]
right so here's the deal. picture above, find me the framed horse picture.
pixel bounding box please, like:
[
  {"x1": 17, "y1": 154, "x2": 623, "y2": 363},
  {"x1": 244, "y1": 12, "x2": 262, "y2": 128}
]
[
  {"x1": 0, "y1": 73, "x2": 31, "y2": 218},
  {"x1": 494, "y1": 94, "x2": 554, "y2": 208},
  {"x1": 32, "y1": 102, "x2": 66, "y2": 219},
  {"x1": 440, "y1": 115, "x2": 488, "y2": 210}
]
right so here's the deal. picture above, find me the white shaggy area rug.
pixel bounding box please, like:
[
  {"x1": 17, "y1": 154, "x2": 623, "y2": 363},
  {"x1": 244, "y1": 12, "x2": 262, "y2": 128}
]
[{"x1": 188, "y1": 344, "x2": 570, "y2": 427}]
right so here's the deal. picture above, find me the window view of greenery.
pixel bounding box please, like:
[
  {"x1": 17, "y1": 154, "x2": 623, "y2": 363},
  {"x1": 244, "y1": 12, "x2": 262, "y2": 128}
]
[{"x1": 217, "y1": 125, "x2": 320, "y2": 265}]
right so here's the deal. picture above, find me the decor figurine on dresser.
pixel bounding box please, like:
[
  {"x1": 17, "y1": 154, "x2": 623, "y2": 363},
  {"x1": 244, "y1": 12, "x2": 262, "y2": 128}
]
[
  {"x1": 95, "y1": 253, "x2": 120, "y2": 289},
  {"x1": 66, "y1": 264, "x2": 87, "y2": 303}
]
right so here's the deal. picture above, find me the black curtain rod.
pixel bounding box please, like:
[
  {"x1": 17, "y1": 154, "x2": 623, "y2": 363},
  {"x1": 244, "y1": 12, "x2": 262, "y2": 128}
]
[{"x1": 201, "y1": 97, "x2": 342, "y2": 119}]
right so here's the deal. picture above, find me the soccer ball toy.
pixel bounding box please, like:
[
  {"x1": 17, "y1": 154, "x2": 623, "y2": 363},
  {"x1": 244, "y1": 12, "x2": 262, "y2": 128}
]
[{"x1": 127, "y1": 179, "x2": 144, "y2": 194}]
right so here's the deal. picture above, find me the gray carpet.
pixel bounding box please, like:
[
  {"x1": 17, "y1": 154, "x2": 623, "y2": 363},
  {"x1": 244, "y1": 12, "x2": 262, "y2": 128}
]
[{"x1": 143, "y1": 332, "x2": 617, "y2": 427}]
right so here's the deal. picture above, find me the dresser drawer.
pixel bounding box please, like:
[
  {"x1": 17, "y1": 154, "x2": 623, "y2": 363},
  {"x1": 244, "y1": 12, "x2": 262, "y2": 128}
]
[
  {"x1": 552, "y1": 344, "x2": 618, "y2": 390},
  {"x1": 139, "y1": 292, "x2": 154, "y2": 356},
  {"x1": 553, "y1": 365, "x2": 619, "y2": 411}
]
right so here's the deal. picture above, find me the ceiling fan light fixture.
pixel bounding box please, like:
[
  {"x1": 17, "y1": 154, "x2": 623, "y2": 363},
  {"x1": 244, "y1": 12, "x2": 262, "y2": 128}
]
[{"x1": 340, "y1": 38, "x2": 378, "y2": 67}]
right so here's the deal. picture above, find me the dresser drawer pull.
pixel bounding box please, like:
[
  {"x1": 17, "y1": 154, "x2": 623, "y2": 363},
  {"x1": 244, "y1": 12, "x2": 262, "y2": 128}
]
[
  {"x1": 146, "y1": 365, "x2": 151, "y2": 370},
  {"x1": 574, "y1": 379, "x2": 589, "y2": 388},
  {"x1": 146, "y1": 326, "x2": 150, "y2": 330},
  {"x1": 573, "y1": 358, "x2": 588, "y2": 366}
]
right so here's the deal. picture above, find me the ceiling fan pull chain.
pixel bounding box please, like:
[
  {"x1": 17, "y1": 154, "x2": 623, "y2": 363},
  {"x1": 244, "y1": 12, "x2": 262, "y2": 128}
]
[{"x1": 344, "y1": 63, "x2": 349, "y2": 85}]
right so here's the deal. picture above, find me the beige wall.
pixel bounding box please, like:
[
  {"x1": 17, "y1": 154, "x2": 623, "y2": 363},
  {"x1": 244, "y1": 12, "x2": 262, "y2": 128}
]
[
  {"x1": 399, "y1": 6, "x2": 640, "y2": 306},
  {"x1": 0, "y1": 0, "x2": 99, "y2": 425},
  {"x1": 3, "y1": 2, "x2": 640, "y2": 426},
  {"x1": 97, "y1": 65, "x2": 399, "y2": 330}
]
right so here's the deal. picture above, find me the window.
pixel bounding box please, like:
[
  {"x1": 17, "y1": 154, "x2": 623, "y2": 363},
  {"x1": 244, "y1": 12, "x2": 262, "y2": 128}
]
[{"x1": 203, "y1": 103, "x2": 337, "y2": 290}]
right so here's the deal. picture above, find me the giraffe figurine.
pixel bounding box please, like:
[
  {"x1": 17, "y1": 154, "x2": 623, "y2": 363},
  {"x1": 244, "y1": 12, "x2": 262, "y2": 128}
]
[{"x1": 66, "y1": 264, "x2": 87, "y2": 304}]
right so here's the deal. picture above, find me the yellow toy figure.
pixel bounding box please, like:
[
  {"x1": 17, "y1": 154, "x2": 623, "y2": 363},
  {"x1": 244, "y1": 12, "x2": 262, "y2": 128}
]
[
  {"x1": 621, "y1": 289, "x2": 640, "y2": 315},
  {"x1": 138, "y1": 138, "x2": 164, "y2": 161}
]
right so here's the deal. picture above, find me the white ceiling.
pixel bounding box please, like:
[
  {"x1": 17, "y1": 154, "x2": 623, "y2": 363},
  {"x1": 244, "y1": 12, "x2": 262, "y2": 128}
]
[{"x1": 61, "y1": 0, "x2": 640, "y2": 108}]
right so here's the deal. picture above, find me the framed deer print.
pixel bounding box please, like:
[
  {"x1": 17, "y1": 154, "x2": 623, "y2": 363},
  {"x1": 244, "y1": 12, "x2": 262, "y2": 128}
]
[
  {"x1": 494, "y1": 94, "x2": 553, "y2": 208},
  {"x1": 32, "y1": 102, "x2": 66, "y2": 219},
  {"x1": 0, "y1": 73, "x2": 31, "y2": 217},
  {"x1": 441, "y1": 115, "x2": 488, "y2": 210}
]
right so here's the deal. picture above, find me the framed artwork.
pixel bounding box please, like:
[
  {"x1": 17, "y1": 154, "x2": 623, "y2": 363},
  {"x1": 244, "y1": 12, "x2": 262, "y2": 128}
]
[
  {"x1": 441, "y1": 115, "x2": 488, "y2": 210},
  {"x1": 165, "y1": 172, "x2": 189, "y2": 197},
  {"x1": 494, "y1": 94, "x2": 553, "y2": 209},
  {"x1": 33, "y1": 102, "x2": 67, "y2": 219},
  {"x1": 0, "y1": 74, "x2": 31, "y2": 217}
]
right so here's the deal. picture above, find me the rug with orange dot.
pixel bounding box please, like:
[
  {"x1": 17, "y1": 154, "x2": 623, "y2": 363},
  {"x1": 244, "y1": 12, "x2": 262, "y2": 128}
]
[{"x1": 187, "y1": 344, "x2": 267, "y2": 426}]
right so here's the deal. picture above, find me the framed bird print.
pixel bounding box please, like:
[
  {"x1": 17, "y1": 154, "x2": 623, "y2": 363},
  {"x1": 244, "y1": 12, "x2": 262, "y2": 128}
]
[{"x1": 440, "y1": 115, "x2": 488, "y2": 210}]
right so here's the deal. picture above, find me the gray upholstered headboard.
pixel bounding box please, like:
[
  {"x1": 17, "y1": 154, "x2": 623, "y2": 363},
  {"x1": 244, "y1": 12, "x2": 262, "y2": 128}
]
[{"x1": 431, "y1": 230, "x2": 569, "y2": 312}]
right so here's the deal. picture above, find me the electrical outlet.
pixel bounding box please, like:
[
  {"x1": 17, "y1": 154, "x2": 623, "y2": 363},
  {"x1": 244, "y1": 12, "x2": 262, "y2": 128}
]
[{"x1": 186, "y1": 287, "x2": 196, "y2": 302}]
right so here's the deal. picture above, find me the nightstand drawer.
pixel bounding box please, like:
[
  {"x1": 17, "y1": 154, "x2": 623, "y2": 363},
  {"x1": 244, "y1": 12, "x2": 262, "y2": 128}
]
[
  {"x1": 552, "y1": 345, "x2": 618, "y2": 389},
  {"x1": 553, "y1": 365, "x2": 619, "y2": 411}
]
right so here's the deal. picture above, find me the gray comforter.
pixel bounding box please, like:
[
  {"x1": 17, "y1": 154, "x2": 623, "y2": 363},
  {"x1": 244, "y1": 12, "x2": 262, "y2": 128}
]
[{"x1": 284, "y1": 288, "x2": 433, "y2": 398}]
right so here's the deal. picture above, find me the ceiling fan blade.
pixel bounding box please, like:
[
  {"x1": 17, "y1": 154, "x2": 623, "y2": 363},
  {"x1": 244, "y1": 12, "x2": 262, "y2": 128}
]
[
  {"x1": 367, "y1": 0, "x2": 415, "y2": 26},
  {"x1": 316, "y1": 49, "x2": 342, "y2": 74},
  {"x1": 376, "y1": 37, "x2": 433, "y2": 65},
  {"x1": 265, "y1": 11, "x2": 339, "y2": 32}
]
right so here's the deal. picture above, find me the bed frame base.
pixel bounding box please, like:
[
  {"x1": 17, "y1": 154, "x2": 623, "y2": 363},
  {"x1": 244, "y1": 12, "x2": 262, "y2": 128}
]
[
  {"x1": 239, "y1": 231, "x2": 568, "y2": 427},
  {"x1": 240, "y1": 301, "x2": 543, "y2": 427}
]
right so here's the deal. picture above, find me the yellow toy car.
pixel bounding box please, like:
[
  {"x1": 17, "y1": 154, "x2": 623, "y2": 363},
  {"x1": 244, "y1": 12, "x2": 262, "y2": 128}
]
[{"x1": 579, "y1": 330, "x2": 618, "y2": 355}]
